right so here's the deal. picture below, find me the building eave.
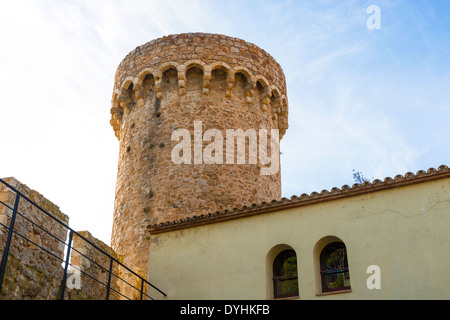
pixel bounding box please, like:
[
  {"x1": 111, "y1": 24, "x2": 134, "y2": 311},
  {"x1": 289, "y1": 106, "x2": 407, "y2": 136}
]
[{"x1": 147, "y1": 165, "x2": 450, "y2": 235}]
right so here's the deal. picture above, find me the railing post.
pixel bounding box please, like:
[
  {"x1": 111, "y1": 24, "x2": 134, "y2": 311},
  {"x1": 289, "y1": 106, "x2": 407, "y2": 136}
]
[
  {"x1": 0, "y1": 193, "x2": 20, "y2": 294},
  {"x1": 60, "y1": 230, "x2": 73, "y2": 300},
  {"x1": 140, "y1": 278, "x2": 145, "y2": 300},
  {"x1": 105, "y1": 257, "x2": 114, "y2": 300}
]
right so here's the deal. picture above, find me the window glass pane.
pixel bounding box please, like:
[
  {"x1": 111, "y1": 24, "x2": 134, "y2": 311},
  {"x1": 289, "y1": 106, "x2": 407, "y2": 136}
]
[
  {"x1": 273, "y1": 250, "x2": 299, "y2": 298},
  {"x1": 321, "y1": 242, "x2": 348, "y2": 270},
  {"x1": 274, "y1": 250, "x2": 297, "y2": 277},
  {"x1": 320, "y1": 242, "x2": 351, "y2": 292},
  {"x1": 321, "y1": 271, "x2": 351, "y2": 291},
  {"x1": 275, "y1": 278, "x2": 298, "y2": 296},
  {"x1": 282, "y1": 255, "x2": 297, "y2": 276}
]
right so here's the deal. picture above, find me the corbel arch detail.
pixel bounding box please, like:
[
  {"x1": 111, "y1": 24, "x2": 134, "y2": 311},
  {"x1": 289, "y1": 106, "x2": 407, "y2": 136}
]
[{"x1": 233, "y1": 66, "x2": 256, "y2": 104}]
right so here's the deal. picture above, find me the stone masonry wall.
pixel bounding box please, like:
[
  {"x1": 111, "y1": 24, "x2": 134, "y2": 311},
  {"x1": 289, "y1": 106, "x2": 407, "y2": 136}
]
[
  {"x1": 109, "y1": 33, "x2": 290, "y2": 275},
  {"x1": 65, "y1": 231, "x2": 126, "y2": 300},
  {"x1": 0, "y1": 178, "x2": 126, "y2": 300},
  {"x1": 0, "y1": 177, "x2": 69, "y2": 299}
]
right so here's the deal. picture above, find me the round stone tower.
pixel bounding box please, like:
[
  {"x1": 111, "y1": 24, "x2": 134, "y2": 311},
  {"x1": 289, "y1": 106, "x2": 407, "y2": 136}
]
[{"x1": 110, "y1": 33, "x2": 289, "y2": 274}]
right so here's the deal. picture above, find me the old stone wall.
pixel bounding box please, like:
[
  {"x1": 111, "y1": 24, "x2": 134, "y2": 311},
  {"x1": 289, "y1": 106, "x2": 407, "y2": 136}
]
[
  {"x1": 64, "y1": 231, "x2": 125, "y2": 300},
  {"x1": 0, "y1": 177, "x2": 69, "y2": 299},
  {"x1": 0, "y1": 177, "x2": 127, "y2": 300},
  {"x1": 110, "y1": 33, "x2": 290, "y2": 275}
]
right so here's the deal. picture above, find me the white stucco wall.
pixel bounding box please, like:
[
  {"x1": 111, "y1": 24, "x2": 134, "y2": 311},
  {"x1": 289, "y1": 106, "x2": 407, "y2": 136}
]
[{"x1": 147, "y1": 177, "x2": 450, "y2": 300}]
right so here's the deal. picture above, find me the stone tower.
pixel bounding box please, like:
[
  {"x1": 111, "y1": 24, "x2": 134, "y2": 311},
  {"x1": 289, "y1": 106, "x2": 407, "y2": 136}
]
[{"x1": 110, "y1": 33, "x2": 289, "y2": 274}]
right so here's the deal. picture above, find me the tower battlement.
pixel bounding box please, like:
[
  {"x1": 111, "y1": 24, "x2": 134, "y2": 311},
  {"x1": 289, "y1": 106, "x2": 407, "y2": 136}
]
[{"x1": 110, "y1": 33, "x2": 288, "y2": 139}]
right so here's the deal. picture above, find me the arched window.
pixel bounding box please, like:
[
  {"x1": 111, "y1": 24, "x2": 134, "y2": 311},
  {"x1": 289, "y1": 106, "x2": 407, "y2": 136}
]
[
  {"x1": 272, "y1": 250, "x2": 298, "y2": 299},
  {"x1": 320, "y1": 242, "x2": 351, "y2": 292}
]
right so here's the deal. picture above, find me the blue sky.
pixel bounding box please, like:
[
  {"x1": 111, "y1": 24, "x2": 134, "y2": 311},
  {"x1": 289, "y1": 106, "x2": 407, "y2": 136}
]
[{"x1": 1, "y1": 0, "x2": 449, "y2": 244}]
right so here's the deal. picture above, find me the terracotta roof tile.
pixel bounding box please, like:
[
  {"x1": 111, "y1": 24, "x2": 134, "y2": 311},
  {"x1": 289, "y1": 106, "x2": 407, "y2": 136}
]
[{"x1": 148, "y1": 165, "x2": 449, "y2": 234}]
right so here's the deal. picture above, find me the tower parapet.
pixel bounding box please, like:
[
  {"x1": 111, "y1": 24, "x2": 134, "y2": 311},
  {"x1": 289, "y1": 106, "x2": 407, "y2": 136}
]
[
  {"x1": 110, "y1": 33, "x2": 288, "y2": 139},
  {"x1": 110, "y1": 33, "x2": 289, "y2": 273}
]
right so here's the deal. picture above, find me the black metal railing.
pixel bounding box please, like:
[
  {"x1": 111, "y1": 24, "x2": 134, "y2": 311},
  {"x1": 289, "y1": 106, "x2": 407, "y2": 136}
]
[{"x1": 0, "y1": 178, "x2": 166, "y2": 300}]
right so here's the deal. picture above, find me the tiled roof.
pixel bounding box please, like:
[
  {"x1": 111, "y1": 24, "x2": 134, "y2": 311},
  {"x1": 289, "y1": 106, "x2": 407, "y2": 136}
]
[{"x1": 148, "y1": 165, "x2": 450, "y2": 234}]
